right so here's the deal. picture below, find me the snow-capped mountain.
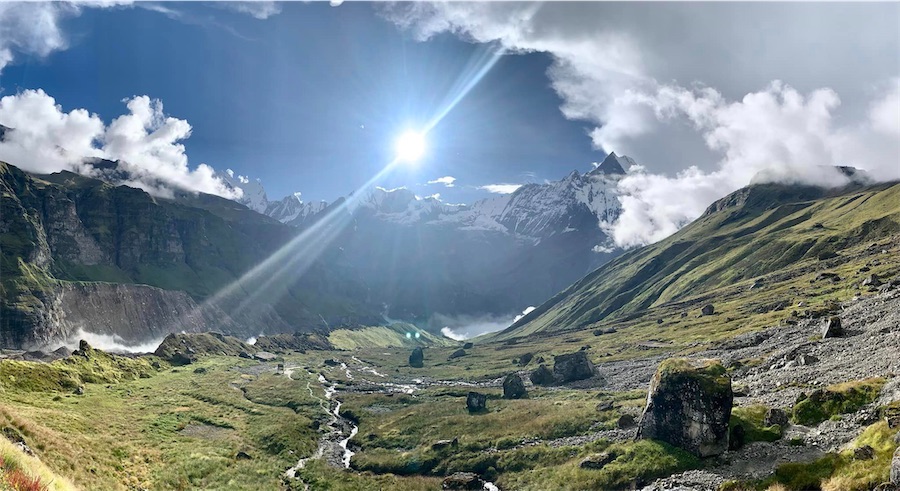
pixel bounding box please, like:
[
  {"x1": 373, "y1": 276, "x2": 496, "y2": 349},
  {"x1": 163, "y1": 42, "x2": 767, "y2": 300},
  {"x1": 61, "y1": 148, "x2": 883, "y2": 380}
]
[
  {"x1": 215, "y1": 153, "x2": 633, "y2": 323},
  {"x1": 219, "y1": 169, "x2": 268, "y2": 213}
]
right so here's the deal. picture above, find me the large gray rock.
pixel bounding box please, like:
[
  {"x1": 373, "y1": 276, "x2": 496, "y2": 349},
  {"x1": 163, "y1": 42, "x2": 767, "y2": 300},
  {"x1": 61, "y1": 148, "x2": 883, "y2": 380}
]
[
  {"x1": 701, "y1": 304, "x2": 715, "y2": 316},
  {"x1": 637, "y1": 359, "x2": 733, "y2": 457},
  {"x1": 409, "y1": 347, "x2": 424, "y2": 368},
  {"x1": 552, "y1": 351, "x2": 595, "y2": 383},
  {"x1": 502, "y1": 373, "x2": 527, "y2": 399}
]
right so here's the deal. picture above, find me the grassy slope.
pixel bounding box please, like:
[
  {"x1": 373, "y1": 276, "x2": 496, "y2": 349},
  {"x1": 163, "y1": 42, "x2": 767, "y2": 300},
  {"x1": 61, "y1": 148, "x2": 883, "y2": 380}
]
[{"x1": 502, "y1": 182, "x2": 900, "y2": 338}]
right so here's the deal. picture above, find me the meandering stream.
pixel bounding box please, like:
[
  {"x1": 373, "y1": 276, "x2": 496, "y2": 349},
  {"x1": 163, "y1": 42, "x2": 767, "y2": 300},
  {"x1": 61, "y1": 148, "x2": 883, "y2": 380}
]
[{"x1": 284, "y1": 358, "x2": 501, "y2": 490}]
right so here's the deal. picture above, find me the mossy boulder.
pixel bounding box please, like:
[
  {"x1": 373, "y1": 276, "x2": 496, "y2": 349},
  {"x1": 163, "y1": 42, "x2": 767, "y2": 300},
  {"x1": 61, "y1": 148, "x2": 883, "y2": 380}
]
[
  {"x1": 637, "y1": 358, "x2": 733, "y2": 457},
  {"x1": 552, "y1": 351, "x2": 595, "y2": 383},
  {"x1": 154, "y1": 332, "x2": 254, "y2": 365}
]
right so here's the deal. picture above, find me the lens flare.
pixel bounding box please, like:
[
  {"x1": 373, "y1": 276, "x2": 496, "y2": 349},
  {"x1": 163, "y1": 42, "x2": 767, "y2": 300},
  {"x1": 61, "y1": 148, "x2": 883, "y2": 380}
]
[{"x1": 395, "y1": 131, "x2": 426, "y2": 163}]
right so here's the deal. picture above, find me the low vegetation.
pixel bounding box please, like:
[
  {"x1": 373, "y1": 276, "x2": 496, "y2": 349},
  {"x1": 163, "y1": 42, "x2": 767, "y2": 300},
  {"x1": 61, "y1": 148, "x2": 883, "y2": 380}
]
[{"x1": 791, "y1": 377, "x2": 885, "y2": 426}]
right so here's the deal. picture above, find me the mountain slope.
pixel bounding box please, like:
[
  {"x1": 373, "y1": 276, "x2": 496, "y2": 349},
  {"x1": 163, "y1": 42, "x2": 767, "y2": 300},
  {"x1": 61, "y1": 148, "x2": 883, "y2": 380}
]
[
  {"x1": 502, "y1": 181, "x2": 900, "y2": 337},
  {"x1": 0, "y1": 162, "x2": 380, "y2": 348}
]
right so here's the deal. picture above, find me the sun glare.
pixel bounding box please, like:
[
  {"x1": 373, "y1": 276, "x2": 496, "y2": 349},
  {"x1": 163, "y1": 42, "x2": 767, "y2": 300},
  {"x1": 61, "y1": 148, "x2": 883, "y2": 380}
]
[{"x1": 395, "y1": 131, "x2": 426, "y2": 163}]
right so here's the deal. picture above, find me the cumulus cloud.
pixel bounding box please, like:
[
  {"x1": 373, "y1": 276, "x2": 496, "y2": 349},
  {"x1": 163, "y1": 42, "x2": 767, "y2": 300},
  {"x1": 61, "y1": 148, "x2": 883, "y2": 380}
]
[
  {"x1": 386, "y1": 3, "x2": 900, "y2": 246},
  {"x1": 479, "y1": 183, "x2": 522, "y2": 194},
  {"x1": 427, "y1": 175, "x2": 456, "y2": 187},
  {"x1": 0, "y1": 89, "x2": 239, "y2": 199}
]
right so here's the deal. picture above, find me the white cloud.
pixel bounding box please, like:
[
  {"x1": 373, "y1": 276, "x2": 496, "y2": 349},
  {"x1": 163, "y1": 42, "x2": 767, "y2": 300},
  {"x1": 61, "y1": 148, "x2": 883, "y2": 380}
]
[
  {"x1": 220, "y1": 2, "x2": 282, "y2": 20},
  {"x1": 0, "y1": 89, "x2": 240, "y2": 199},
  {"x1": 386, "y1": 3, "x2": 900, "y2": 247},
  {"x1": 479, "y1": 183, "x2": 522, "y2": 194},
  {"x1": 427, "y1": 175, "x2": 456, "y2": 187}
]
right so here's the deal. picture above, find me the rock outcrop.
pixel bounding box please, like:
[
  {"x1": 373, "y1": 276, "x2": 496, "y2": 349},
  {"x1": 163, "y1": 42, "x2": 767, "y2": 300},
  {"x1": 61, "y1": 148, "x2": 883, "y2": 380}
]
[
  {"x1": 637, "y1": 358, "x2": 733, "y2": 457},
  {"x1": 822, "y1": 316, "x2": 844, "y2": 339}
]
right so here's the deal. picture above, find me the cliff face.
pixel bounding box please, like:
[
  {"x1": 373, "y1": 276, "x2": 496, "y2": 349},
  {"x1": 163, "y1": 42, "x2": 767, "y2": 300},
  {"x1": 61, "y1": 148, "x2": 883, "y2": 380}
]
[{"x1": 0, "y1": 162, "x2": 379, "y2": 349}]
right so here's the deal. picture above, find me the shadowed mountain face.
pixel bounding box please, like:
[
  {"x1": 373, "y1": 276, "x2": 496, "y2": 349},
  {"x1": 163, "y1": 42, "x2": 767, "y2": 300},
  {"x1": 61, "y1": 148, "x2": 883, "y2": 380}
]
[
  {"x1": 0, "y1": 162, "x2": 382, "y2": 348},
  {"x1": 501, "y1": 181, "x2": 900, "y2": 338}
]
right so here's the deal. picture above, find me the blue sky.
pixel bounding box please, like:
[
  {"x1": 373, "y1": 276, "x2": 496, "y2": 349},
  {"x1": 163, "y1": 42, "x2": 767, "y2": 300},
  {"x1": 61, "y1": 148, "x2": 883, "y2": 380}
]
[
  {"x1": 0, "y1": 2, "x2": 896, "y2": 245},
  {"x1": 0, "y1": 2, "x2": 603, "y2": 203}
]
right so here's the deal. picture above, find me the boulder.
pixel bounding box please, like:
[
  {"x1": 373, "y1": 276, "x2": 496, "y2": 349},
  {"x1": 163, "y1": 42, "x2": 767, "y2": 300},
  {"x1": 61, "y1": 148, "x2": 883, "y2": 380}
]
[
  {"x1": 52, "y1": 346, "x2": 72, "y2": 358},
  {"x1": 822, "y1": 316, "x2": 844, "y2": 339},
  {"x1": 552, "y1": 351, "x2": 595, "y2": 383},
  {"x1": 616, "y1": 414, "x2": 636, "y2": 429},
  {"x1": 463, "y1": 342, "x2": 474, "y2": 349},
  {"x1": 253, "y1": 351, "x2": 277, "y2": 362},
  {"x1": 637, "y1": 359, "x2": 733, "y2": 457},
  {"x1": 892, "y1": 447, "x2": 900, "y2": 484},
  {"x1": 409, "y1": 347, "x2": 424, "y2": 368},
  {"x1": 448, "y1": 349, "x2": 467, "y2": 360},
  {"x1": 74, "y1": 385, "x2": 85, "y2": 396},
  {"x1": 580, "y1": 452, "x2": 615, "y2": 470},
  {"x1": 324, "y1": 359, "x2": 340, "y2": 366},
  {"x1": 765, "y1": 408, "x2": 789, "y2": 428},
  {"x1": 466, "y1": 392, "x2": 487, "y2": 413},
  {"x1": 442, "y1": 472, "x2": 484, "y2": 490},
  {"x1": 235, "y1": 451, "x2": 253, "y2": 460},
  {"x1": 863, "y1": 274, "x2": 883, "y2": 288},
  {"x1": 502, "y1": 373, "x2": 527, "y2": 399},
  {"x1": 530, "y1": 364, "x2": 555, "y2": 386},
  {"x1": 700, "y1": 304, "x2": 715, "y2": 316},
  {"x1": 518, "y1": 352, "x2": 534, "y2": 366}
]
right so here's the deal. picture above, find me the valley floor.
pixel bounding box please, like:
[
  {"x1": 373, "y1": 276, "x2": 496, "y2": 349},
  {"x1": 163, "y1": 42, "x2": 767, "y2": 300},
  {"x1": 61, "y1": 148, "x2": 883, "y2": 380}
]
[{"x1": 1, "y1": 238, "x2": 900, "y2": 490}]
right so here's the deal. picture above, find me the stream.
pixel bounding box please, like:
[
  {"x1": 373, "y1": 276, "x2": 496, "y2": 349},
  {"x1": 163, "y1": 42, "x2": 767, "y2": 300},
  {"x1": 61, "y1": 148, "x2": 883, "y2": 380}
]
[{"x1": 283, "y1": 358, "x2": 501, "y2": 490}]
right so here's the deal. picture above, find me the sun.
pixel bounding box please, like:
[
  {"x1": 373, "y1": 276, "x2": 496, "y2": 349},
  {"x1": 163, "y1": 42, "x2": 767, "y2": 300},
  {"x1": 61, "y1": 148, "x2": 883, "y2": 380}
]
[{"x1": 395, "y1": 131, "x2": 426, "y2": 163}]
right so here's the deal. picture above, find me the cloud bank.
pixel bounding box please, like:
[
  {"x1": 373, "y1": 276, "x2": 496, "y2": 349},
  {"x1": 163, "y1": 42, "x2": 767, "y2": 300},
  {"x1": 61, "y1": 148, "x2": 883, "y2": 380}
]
[
  {"x1": 0, "y1": 89, "x2": 240, "y2": 199},
  {"x1": 385, "y1": 2, "x2": 900, "y2": 246}
]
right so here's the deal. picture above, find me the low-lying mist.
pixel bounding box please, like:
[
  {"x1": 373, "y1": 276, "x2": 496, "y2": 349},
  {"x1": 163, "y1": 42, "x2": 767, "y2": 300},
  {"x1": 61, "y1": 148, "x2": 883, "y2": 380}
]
[
  {"x1": 435, "y1": 306, "x2": 535, "y2": 341},
  {"x1": 48, "y1": 329, "x2": 168, "y2": 354}
]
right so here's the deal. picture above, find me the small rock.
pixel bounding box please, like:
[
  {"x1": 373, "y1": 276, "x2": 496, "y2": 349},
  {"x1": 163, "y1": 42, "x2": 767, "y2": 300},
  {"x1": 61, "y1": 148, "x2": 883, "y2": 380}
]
[
  {"x1": 796, "y1": 354, "x2": 819, "y2": 366},
  {"x1": 235, "y1": 451, "x2": 252, "y2": 460},
  {"x1": 448, "y1": 349, "x2": 467, "y2": 360},
  {"x1": 466, "y1": 392, "x2": 487, "y2": 413},
  {"x1": 822, "y1": 316, "x2": 844, "y2": 339},
  {"x1": 863, "y1": 274, "x2": 883, "y2": 288},
  {"x1": 617, "y1": 414, "x2": 636, "y2": 429},
  {"x1": 238, "y1": 351, "x2": 252, "y2": 359},
  {"x1": 74, "y1": 385, "x2": 85, "y2": 396},
  {"x1": 873, "y1": 483, "x2": 898, "y2": 491},
  {"x1": 596, "y1": 401, "x2": 614, "y2": 412},
  {"x1": 432, "y1": 438, "x2": 459, "y2": 451},
  {"x1": 193, "y1": 367, "x2": 207, "y2": 374},
  {"x1": 701, "y1": 304, "x2": 715, "y2": 316},
  {"x1": 502, "y1": 373, "x2": 527, "y2": 399},
  {"x1": 442, "y1": 472, "x2": 484, "y2": 490},
  {"x1": 656, "y1": 319, "x2": 663, "y2": 325},
  {"x1": 854, "y1": 445, "x2": 875, "y2": 461},
  {"x1": 324, "y1": 359, "x2": 340, "y2": 366},
  {"x1": 884, "y1": 406, "x2": 900, "y2": 429},
  {"x1": 580, "y1": 452, "x2": 615, "y2": 470},
  {"x1": 463, "y1": 342, "x2": 474, "y2": 349},
  {"x1": 409, "y1": 347, "x2": 424, "y2": 368},
  {"x1": 765, "y1": 408, "x2": 789, "y2": 428}
]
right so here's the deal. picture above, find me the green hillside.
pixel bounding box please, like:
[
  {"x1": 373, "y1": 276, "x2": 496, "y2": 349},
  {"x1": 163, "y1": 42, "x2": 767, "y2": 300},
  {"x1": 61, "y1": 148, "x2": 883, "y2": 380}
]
[{"x1": 502, "y1": 182, "x2": 900, "y2": 338}]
